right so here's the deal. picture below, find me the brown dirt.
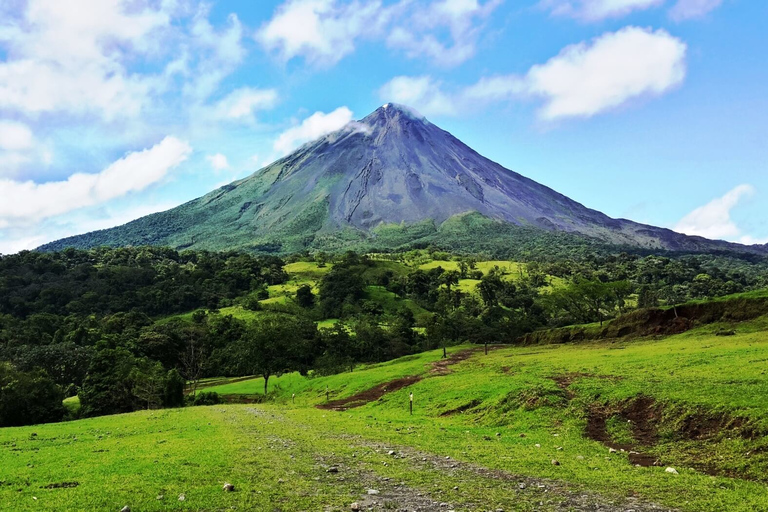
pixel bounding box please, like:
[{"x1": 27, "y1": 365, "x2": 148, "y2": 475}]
[
  {"x1": 431, "y1": 345, "x2": 501, "y2": 376},
  {"x1": 439, "y1": 399, "x2": 482, "y2": 416},
  {"x1": 316, "y1": 376, "x2": 422, "y2": 411},
  {"x1": 43, "y1": 481, "x2": 79, "y2": 489},
  {"x1": 585, "y1": 408, "x2": 660, "y2": 468},
  {"x1": 517, "y1": 296, "x2": 768, "y2": 345},
  {"x1": 317, "y1": 346, "x2": 495, "y2": 412}
]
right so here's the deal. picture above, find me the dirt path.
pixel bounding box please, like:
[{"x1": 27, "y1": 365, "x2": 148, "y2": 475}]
[
  {"x1": 317, "y1": 347, "x2": 498, "y2": 412},
  {"x1": 316, "y1": 376, "x2": 422, "y2": 411},
  {"x1": 243, "y1": 407, "x2": 676, "y2": 512}
]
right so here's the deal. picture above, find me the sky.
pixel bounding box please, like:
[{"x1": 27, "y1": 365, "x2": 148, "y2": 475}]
[{"x1": 0, "y1": 0, "x2": 766, "y2": 253}]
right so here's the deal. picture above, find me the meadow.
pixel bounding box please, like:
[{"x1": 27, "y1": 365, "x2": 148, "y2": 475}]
[{"x1": 3, "y1": 315, "x2": 768, "y2": 511}]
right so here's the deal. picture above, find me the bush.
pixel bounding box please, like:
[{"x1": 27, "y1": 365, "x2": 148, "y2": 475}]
[
  {"x1": 0, "y1": 363, "x2": 66, "y2": 427},
  {"x1": 190, "y1": 391, "x2": 220, "y2": 406},
  {"x1": 163, "y1": 369, "x2": 186, "y2": 408}
]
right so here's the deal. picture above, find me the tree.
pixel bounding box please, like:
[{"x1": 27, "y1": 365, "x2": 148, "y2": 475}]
[
  {"x1": 130, "y1": 359, "x2": 166, "y2": 410},
  {"x1": 296, "y1": 284, "x2": 316, "y2": 308},
  {"x1": 234, "y1": 314, "x2": 318, "y2": 395},
  {"x1": 163, "y1": 369, "x2": 185, "y2": 408},
  {"x1": 0, "y1": 363, "x2": 66, "y2": 427},
  {"x1": 79, "y1": 343, "x2": 138, "y2": 418}
]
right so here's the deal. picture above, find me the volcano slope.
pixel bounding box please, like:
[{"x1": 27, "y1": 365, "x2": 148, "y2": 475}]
[
  {"x1": 39, "y1": 104, "x2": 766, "y2": 256},
  {"x1": 4, "y1": 317, "x2": 768, "y2": 511}
]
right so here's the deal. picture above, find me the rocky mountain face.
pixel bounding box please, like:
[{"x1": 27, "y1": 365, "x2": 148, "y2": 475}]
[{"x1": 39, "y1": 104, "x2": 765, "y2": 255}]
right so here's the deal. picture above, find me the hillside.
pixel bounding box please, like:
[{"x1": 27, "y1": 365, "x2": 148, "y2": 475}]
[
  {"x1": 4, "y1": 318, "x2": 768, "y2": 511},
  {"x1": 38, "y1": 104, "x2": 766, "y2": 256}
]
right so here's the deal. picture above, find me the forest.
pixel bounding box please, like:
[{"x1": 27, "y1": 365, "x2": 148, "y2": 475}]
[{"x1": 1, "y1": 245, "x2": 767, "y2": 427}]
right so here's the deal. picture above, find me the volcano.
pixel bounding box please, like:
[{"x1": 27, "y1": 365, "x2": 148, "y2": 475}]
[{"x1": 39, "y1": 104, "x2": 765, "y2": 255}]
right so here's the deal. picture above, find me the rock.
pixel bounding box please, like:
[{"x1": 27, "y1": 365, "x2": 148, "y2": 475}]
[
  {"x1": 496, "y1": 432, "x2": 501, "y2": 437},
  {"x1": 556, "y1": 446, "x2": 563, "y2": 451},
  {"x1": 609, "y1": 448, "x2": 617, "y2": 453},
  {"x1": 518, "y1": 483, "x2": 527, "y2": 489},
  {"x1": 278, "y1": 478, "x2": 285, "y2": 484},
  {"x1": 576, "y1": 455, "x2": 585, "y2": 460},
  {"x1": 367, "y1": 489, "x2": 380, "y2": 495},
  {"x1": 156, "y1": 495, "x2": 164, "y2": 500},
  {"x1": 388, "y1": 450, "x2": 395, "y2": 455},
  {"x1": 223, "y1": 483, "x2": 235, "y2": 492},
  {"x1": 178, "y1": 494, "x2": 186, "y2": 501},
  {"x1": 551, "y1": 459, "x2": 560, "y2": 466},
  {"x1": 453, "y1": 486, "x2": 458, "y2": 490},
  {"x1": 665, "y1": 467, "x2": 679, "y2": 475},
  {"x1": 327, "y1": 466, "x2": 339, "y2": 473},
  {"x1": 350, "y1": 503, "x2": 361, "y2": 511},
  {"x1": 121, "y1": 507, "x2": 131, "y2": 512},
  {"x1": 534, "y1": 444, "x2": 541, "y2": 448}
]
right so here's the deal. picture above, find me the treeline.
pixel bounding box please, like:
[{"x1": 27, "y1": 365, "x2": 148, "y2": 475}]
[{"x1": 1, "y1": 246, "x2": 768, "y2": 427}]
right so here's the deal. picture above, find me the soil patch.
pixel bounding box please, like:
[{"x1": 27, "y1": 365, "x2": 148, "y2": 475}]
[
  {"x1": 316, "y1": 376, "x2": 422, "y2": 411},
  {"x1": 317, "y1": 347, "x2": 493, "y2": 412},
  {"x1": 439, "y1": 399, "x2": 482, "y2": 416},
  {"x1": 586, "y1": 408, "x2": 660, "y2": 468},
  {"x1": 43, "y1": 482, "x2": 79, "y2": 489}
]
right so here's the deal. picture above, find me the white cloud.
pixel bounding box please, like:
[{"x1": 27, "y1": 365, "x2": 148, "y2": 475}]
[
  {"x1": 0, "y1": 201, "x2": 179, "y2": 254},
  {"x1": 183, "y1": 11, "x2": 248, "y2": 102},
  {"x1": 0, "y1": 0, "x2": 172, "y2": 120},
  {"x1": 213, "y1": 87, "x2": 279, "y2": 122},
  {"x1": 273, "y1": 107, "x2": 355, "y2": 155},
  {"x1": 387, "y1": 0, "x2": 502, "y2": 67},
  {"x1": 674, "y1": 184, "x2": 755, "y2": 240},
  {"x1": 0, "y1": 121, "x2": 34, "y2": 151},
  {"x1": 256, "y1": 0, "x2": 390, "y2": 66},
  {"x1": 669, "y1": 0, "x2": 722, "y2": 20},
  {"x1": 257, "y1": 0, "x2": 499, "y2": 67},
  {"x1": 379, "y1": 76, "x2": 458, "y2": 117},
  {"x1": 524, "y1": 27, "x2": 686, "y2": 120},
  {"x1": 206, "y1": 153, "x2": 230, "y2": 172},
  {"x1": 379, "y1": 27, "x2": 686, "y2": 121},
  {"x1": 541, "y1": 0, "x2": 723, "y2": 21},
  {"x1": 0, "y1": 136, "x2": 192, "y2": 226},
  {"x1": 541, "y1": 0, "x2": 664, "y2": 21}
]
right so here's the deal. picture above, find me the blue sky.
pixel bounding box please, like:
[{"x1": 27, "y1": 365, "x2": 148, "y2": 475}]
[{"x1": 0, "y1": 0, "x2": 766, "y2": 253}]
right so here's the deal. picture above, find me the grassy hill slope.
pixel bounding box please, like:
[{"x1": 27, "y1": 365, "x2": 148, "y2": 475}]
[{"x1": 4, "y1": 317, "x2": 768, "y2": 511}]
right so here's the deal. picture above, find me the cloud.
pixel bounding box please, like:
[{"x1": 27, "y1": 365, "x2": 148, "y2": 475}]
[
  {"x1": 0, "y1": 0, "x2": 172, "y2": 120},
  {"x1": 379, "y1": 76, "x2": 458, "y2": 117},
  {"x1": 0, "y1": 201, "x2": 179, "y2": 254},
  {"x1": 387, "y1": 0, "x2": 503, "y2": 67},
  {"x1": 256, "y1": 0, "x2": 390, "y2": 66},
  {"x1": 213, "y1": 87, "x2": 279, "y2": 122},
  {"x1": 379, "y1": 27, "x2": 686, "y2": 121},
  {"x1": 0, "y1": 136, "x2": 192, "y2": 226},
  {"x1": 273, "y1": 107, "x2": 355, "y2": 155},
  {"x1": 206, "y1": 153, "x2": 230, "y2": 172},
  {"x1": 674, "y1": 184, "x2": 755, "y2": 240},
  {"x1": 183, "y1": 10, "x2": 248, "y2": 102},
  {"x1": 541, "y1": 0, "x2": 664, "y2": 21},
  {"x1": 0, "y1": 121, "x2": 34, "y2": 151},
  {"x1": 668, "y1": 0, "x2": 722, "y2": 20},
  {"x1": 524, "y1": 27, "x2": 686, "y2": 120},
  {"x1": 541, "y1": 0, "x2": 723, "y2": 21},
  {"x1": 257, "y1": 0, "x2": 500, "y2": 67}
]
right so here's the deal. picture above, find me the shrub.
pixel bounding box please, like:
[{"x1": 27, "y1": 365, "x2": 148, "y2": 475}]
[
  {"x1": 0, "y1": 363, "x2": 66, "y2": 427},
  {"x1": 190, "y1": 391, "x2": 221, "y2": 406}
]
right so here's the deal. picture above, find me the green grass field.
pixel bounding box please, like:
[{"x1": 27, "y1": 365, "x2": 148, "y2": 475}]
[{"x1": 5, "y1": 316, "x2": 768, "y2": 511}]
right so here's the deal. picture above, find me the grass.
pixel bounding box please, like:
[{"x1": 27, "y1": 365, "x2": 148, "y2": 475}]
[{"x1": 5, "y1": 322, "x2": 768, "y2": 510}]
